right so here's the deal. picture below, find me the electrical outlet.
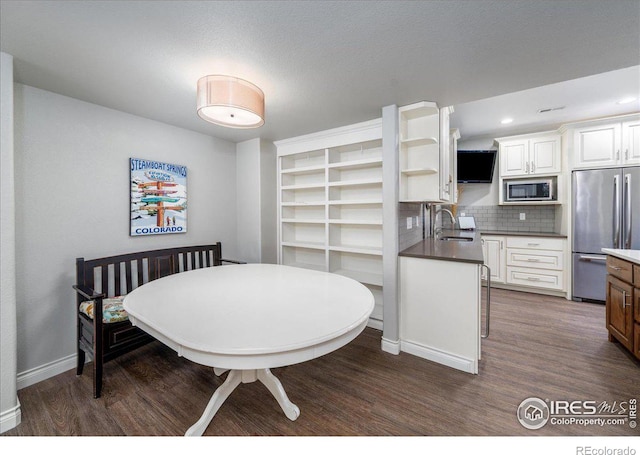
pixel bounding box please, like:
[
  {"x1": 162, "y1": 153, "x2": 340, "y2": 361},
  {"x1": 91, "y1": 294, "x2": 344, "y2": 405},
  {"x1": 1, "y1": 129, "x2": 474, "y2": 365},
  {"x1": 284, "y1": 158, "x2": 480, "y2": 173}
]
[
  {"x1": 460, "y1": 212, "x2": 466, "y2": 217},
  {"x1": 407, "y1": 217, "x2": 412, "y2": 229},
  {"x1": 519, "y1": 213, "x2": 526, "y2": 221}
]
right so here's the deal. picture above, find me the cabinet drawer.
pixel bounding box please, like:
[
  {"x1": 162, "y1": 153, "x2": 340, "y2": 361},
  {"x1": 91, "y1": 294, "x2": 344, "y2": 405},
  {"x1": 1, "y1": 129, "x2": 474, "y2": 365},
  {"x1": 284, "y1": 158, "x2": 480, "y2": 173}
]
[
  {"x1": 506, "y1": 266, "x2": 564, "y2": 291},
  {"x1": 506, "y1": 248, "x2": 563, "y2": 271},
  {"x1": 634, "y1": 264, "x2": 640, "y2": 287},
  {"x1": 606, "y1": 256, "x2": 633, "y2": 283},
  {"x1": 506, "y1": 236, "x2": 564, "y2": 251}
]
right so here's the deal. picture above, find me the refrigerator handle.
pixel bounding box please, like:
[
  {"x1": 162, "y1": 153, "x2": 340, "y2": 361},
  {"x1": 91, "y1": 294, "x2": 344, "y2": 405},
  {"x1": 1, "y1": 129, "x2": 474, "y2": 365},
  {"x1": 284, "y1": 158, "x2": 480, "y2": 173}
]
[
  {"x1": 625, "y1": 173, "x2": 631, "y2": 249},
  {"x1": 613, "y1": 174, "x2": 620, "y2": 248},
  {"x1": 578, "y1": 254, "x2": 607, "y2": 262}
]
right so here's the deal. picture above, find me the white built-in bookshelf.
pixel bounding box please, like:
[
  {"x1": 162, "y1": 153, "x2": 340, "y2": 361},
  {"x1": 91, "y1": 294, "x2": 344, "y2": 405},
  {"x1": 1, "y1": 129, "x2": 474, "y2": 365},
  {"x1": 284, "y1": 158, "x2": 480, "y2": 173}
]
[{"x1": 275, "y1": 119, "x2": 384, "y2": 326}]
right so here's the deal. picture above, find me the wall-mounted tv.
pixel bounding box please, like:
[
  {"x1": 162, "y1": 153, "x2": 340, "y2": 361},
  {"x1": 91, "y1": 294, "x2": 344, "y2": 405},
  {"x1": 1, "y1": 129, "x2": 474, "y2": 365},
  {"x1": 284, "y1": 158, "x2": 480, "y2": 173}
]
[{"x1": 457, "y1": 150, "x2": 497, "y2": 183}]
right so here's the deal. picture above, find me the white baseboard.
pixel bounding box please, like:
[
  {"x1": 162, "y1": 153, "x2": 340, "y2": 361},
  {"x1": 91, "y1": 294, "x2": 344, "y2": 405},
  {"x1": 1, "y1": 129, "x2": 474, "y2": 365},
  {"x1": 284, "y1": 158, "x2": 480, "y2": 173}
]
[
  {"x1": 367, "y1": 317, "x2": 383, "y2": 331},
  {"x1": 17, "y1": 353, "x2": 76, "y2": 390},
  {"x1": 381, "y1": 336, "x2": 400, "y2": 355},
  {"x1": 0, "y1": 399, "x2": 21, "y2": 434},
  {"x1": 400, "y1": 340, "x2": 477, "y2": 374}
]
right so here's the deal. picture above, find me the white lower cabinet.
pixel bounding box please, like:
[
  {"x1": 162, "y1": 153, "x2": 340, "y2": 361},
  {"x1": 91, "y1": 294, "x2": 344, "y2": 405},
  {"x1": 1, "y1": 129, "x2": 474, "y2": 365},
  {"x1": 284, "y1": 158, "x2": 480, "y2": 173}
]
[
  {"x1": 399, "y1": 256, "x2": 481, "y2": 374},
  {"x1": 481, "y1": 235, "x2": 505, "y2": 284},
  {"x1": 481, "y1": 234, "x2": 567, "y2": 295},
  {"x1": 505, "y1": 267, "x2": 564, "y2": 291}
]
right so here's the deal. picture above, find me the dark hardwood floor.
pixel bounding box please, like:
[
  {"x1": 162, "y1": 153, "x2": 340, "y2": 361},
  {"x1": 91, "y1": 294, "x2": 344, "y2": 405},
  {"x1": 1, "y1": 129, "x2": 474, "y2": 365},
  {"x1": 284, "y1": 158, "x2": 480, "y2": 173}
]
[{"x1": 3, "y1": 288, "x2": 639, "y2": 437}]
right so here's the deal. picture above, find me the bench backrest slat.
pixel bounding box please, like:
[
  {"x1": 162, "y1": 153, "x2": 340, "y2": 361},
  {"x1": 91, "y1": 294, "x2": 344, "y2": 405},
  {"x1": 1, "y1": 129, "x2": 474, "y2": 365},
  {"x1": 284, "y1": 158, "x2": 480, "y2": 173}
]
[{"x1": 76, "y1": 243, "x2": 222, "y2": 303}]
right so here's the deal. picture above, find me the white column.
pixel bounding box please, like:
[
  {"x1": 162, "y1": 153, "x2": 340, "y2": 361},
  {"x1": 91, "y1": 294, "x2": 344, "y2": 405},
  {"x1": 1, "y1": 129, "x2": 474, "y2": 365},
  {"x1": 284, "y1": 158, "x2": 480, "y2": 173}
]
[
  {"x1": 0, "y1": 51, "x2": 20, "y2": 433},
  {"x1": 381, "y1": 104, "x2": 400, "y2": 354}
]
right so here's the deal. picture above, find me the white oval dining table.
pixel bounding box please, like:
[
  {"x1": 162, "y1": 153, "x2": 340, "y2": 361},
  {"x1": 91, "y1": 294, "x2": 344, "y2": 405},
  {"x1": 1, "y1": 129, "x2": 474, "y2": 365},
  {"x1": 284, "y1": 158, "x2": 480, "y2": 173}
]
[{"x1": 123, "y1": 263, "x2": 374, "y2": 436}]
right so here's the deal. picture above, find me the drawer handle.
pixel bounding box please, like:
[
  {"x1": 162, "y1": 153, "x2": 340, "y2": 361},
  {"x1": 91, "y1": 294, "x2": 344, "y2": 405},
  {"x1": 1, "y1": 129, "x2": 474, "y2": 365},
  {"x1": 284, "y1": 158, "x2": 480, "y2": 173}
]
[
  {"x1": 527, "y1": 243, "x2": 540, "y2": 246},
  {"x1": 608, "y1": 265, "x2": 622, "y2": 271},
  {"x1": 526, "y1": 258, "x2": 540, "y2": 262},
  {"x1": 526, "y1": 277, "x2": 541, "y2": 281},
  {"x1": 622, "y1": 291, "x2": 632, "y2": 308}
]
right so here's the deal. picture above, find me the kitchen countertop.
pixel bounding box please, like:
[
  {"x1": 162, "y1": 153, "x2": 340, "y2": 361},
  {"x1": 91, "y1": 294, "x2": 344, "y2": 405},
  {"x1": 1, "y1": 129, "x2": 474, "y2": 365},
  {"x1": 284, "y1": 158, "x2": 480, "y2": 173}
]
[
  {"x1": 480, "y1": 230, "x2": 567, "y2": 238},
  {"x1": 398, "y1": 230, "x2": 484, "y2": 265},
  {"x1": 601, "y1": 248, "x2": 640, "y2": 265}
]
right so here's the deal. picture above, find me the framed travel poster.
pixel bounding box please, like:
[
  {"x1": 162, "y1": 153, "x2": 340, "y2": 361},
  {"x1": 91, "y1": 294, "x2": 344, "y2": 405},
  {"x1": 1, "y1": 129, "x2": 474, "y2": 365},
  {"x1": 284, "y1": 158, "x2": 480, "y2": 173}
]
[{"x1": 130, "y1": 158, "x2": 187, "y2": 236}]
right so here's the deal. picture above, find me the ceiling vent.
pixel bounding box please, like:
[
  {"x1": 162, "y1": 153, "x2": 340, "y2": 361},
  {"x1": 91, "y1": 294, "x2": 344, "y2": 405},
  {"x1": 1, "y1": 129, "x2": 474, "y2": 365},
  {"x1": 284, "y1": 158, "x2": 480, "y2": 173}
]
[{"x1": 537, "y1": 106, "x2": 565, "y2": 114}]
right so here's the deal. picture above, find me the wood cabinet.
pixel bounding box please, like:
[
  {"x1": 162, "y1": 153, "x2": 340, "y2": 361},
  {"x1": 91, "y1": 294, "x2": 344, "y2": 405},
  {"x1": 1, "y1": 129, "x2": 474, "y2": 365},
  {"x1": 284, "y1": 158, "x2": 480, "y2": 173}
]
[
  {"x1": 606, "y1": 274, "x2": 633, "y2": 351},
  {"x1": 636, "y1": 264, "x2": 640, "y2": 359},
  {"x1": 497, "y1": 133, "x2": 561, "y2": 177},
  {"x1": 275, "y1": 119, "x2": 385, "y2": 326},
  {"x1": 635, "y1": 264, "x2": 640, "y2": 322},
  {"x1": 605, "y1": 255, "x2": 638, "y2": 358},
  {"x1": 398, "y1": 101, "x2": 455, "y2": 203},
  {"x1": 481, "y1": 234, "x2": 567, "y2": 296},
  {"x1": 573, "y1": 118, "x2": 640, "y2": 169}
]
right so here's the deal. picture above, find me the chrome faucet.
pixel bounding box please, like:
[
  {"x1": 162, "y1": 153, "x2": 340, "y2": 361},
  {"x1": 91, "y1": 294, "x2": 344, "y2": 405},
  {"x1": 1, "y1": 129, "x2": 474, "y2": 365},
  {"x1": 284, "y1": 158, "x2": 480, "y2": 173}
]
[
  {"x1": 430, "y1": 206, "x2": 456, "y2": 238},
  {"x1": 437, "y1": 208, "x2": 456, "y2": 227}
]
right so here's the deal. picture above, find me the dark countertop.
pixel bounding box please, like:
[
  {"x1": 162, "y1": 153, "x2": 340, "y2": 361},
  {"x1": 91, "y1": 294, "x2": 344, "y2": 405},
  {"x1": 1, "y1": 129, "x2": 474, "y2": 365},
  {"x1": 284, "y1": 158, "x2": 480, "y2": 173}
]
[
  {"x1": 399, "y1": 230, "x2": 485, "y2": 265},
  {"x1": 479, "y1": 230, "x2": 567, "y2": 238}
]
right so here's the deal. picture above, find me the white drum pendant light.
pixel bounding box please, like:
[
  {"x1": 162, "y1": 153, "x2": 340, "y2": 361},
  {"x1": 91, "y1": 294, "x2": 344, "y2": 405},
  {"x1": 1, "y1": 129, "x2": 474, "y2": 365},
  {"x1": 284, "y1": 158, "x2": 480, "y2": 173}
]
[{"x1": 196, "y1": 75, "x2": 265, "y2": 128}]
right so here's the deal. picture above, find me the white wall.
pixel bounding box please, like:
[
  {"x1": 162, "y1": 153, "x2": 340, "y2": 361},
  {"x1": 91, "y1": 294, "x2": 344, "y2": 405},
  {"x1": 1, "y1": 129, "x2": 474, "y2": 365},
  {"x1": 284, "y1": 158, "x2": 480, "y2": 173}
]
[
  {"x1": 235, "y1": 138, "x2": 277, "y2": 264},
  {"x1": 456, "y1": 136, "x2": 499, "y2": 207},
  {"x1": 259, "y1": 139, "x2": 277, "y2": 264},
  {"x1": 236, "y1": 139, "x2": 262, "y2": 263},
  {"x1": 1, "y1": 52, "x2": 20, "y2": 433},
  {"x1": 13, "y1": 84, "x2": 238, "y2": 380}
]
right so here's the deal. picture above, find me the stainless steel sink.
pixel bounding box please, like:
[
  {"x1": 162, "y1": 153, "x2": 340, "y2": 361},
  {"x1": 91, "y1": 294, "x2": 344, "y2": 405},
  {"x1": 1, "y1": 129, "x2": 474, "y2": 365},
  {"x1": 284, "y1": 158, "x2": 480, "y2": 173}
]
[{"x1": 439, "y1": 236, "x2": 474, "y2": 242}]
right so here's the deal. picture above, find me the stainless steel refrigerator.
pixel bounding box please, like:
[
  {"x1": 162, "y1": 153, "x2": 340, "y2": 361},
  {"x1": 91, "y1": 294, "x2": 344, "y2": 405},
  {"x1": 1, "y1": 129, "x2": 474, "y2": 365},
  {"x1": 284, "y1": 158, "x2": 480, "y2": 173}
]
[{"x1": 572, "y1": 166, "x2": 640, "y2": 302}]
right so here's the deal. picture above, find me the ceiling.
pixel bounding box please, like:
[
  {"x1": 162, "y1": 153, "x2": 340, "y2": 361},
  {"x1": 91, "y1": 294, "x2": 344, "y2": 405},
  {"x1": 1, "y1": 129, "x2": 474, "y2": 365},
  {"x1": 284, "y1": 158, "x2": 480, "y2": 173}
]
[
  {"x1": 1, "y1": 0, "x2": 639, "y2": 144},
  {"x1": 452, "y1": 65, "x2": 640, "y2": 143}
]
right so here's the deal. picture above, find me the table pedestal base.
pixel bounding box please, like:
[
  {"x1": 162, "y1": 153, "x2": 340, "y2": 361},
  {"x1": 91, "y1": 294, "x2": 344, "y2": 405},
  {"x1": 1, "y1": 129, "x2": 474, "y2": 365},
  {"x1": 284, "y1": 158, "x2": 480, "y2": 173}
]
[{"x1": 185, "y1": 368, "x2": 300, "y2": 436}]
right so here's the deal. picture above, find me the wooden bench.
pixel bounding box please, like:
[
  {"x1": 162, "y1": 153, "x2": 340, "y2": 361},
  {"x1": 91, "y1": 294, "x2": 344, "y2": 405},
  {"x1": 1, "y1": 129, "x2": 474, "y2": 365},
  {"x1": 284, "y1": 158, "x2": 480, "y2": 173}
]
[{"x1": 73, "y1": 242, "x2": 242, "y2": 398}]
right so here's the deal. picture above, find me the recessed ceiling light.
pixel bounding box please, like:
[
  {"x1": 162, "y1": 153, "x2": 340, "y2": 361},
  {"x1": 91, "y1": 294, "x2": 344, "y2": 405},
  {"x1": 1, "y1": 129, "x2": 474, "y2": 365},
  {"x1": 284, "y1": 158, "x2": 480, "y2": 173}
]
[
  {"x1": 617, "y1": 97, "x2": 637, "y2": 105},
  {"x1": 501, "y1": 118, "x2": 513, "y2": 125}
]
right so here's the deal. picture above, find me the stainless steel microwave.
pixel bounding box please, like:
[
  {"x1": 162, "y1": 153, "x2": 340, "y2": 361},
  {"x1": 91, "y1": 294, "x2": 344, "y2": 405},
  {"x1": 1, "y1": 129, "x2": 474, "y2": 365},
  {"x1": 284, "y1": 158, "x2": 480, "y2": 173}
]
[{"x1": 505, "y1": 178, "x2": 556, "y2": 202}]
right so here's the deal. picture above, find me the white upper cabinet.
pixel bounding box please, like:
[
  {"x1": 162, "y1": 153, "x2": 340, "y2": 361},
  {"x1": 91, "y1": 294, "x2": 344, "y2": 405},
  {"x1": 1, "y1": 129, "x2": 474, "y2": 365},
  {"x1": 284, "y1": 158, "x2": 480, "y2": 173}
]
[
  {"x1": 500, "y1": 140, "x2": 528, "y2": 177},
  {"x1": 497, "y1": 133, "x2": 561, "y2": 177},
  {"x1": 450, "y1": 128, "x2": 461, "y2": 204},
  {"x1": 439, "y1": 106, "x2": 452, "y2": 201},
  {"x1": 572, "y1": 118, "x2": 640, "y2": 169},
  {"x1": 573, "y1": 122, "x2": 621, "y2": 168},
  {"x1": 622, "y1": 119, "x2": 640, "y2": 166},
  {"x1": 530, "y1": 136, "x2": 561, "y2": 174},
  {"x1": 398, "y1": 101, "x2": 454, "y2": 202}
]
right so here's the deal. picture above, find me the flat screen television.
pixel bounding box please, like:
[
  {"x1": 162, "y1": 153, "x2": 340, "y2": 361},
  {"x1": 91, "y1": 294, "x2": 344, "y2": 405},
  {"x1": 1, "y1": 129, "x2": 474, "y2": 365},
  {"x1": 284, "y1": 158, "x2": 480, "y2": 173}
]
[{"x1": 457, "y1": 150, "x2": 497, "y2": 183}]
